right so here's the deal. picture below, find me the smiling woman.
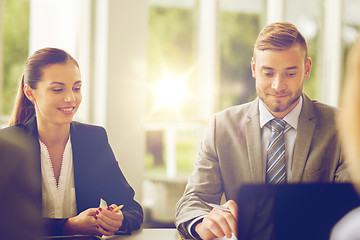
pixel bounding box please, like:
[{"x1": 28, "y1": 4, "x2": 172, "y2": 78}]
[{"x1": 0, "y1": 48, "x2": 143, "y2": 237}]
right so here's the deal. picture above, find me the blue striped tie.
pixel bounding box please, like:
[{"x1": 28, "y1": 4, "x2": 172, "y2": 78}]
[{"x1": 266, "y1": 118, "x2": 286, "y2": 184}]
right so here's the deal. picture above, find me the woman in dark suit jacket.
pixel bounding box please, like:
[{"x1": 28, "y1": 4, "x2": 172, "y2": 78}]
[{"x1": 0, "y1": 47, "x2": 143, "y2": 236}]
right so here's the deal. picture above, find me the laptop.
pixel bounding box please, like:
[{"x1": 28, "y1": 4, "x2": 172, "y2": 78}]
[{"x1": 236, "y1": 183, "x2": 360, "y2": 240}]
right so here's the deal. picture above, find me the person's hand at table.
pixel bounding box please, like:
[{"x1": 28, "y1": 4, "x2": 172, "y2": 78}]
[
  {"x1": 95, "y1": 204, "x2": 124, "y2": 236},
  {"x1": 63, "y1": 208, "x2": 100, "y2": 235},
  {"x1": 194, "y1": 200, "x2": 239, "y2": 240}
]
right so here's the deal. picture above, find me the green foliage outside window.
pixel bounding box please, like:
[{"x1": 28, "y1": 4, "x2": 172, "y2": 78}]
[
  {"x1": 219, "y1": 12, "x2": 260, "y2": 110},
  {"x1": 302, "y1": 34, "x2": 319, "y2": 100},
  {"x1": 147, "y1": 6, "x2": 198, "y2": 120},
  {"x1": 145, "y1": 7, "x2": 263, "y2": 176},
  {"x1": 146, "y1": 6, "x2": 199, "y2": 176},
  {"x1": 1, "y1": 0, "x2": 29, "y2": 116}
]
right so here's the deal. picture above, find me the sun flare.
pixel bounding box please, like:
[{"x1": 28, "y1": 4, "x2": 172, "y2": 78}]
[{"x1": 153, "y1": 72, "x2": 190, "y2": 110}]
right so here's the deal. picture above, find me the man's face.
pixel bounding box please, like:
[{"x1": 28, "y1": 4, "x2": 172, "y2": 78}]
[{"x1": 251, "y1": 44, "x2": 312, "y2": 118}]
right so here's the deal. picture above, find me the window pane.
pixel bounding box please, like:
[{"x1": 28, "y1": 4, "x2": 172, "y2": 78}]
[
  {"x1": 341, "y1": 0, "x2": 360, "y2": 99},
  {"x1": 219, "y1": 0, "x2": 264, "y2": 110},
  {"x1": 285, "y1": 0, "x2": 322, "y2": 99},
  {"x1": 145, "y1": 130, "x2": 166, "y2": 176},
  {"x1": 1, "y1": 0, "x2": 30, "y2": 117},
  {"x1": 175, "y1": 129, "x2": 199, "y2": 175},
  {"x1": 146, "y1": 5, "x2": 198, "y2": 121},
  {"x1": 145, "y1": 127, "x2": 199, "y2": 177}
]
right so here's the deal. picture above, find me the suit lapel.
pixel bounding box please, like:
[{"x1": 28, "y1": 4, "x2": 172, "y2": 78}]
[
  {"x1": 290, "y1": 94, "x2": 316, "y2": 182},
  {"x1": 245, "y1": 98, "x2": 265, "y2": 182}
]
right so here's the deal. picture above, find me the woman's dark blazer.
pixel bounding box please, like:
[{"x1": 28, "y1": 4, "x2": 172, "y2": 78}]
[{"x1": 0, "y1": 116, "x2": 143, "y2": 235}]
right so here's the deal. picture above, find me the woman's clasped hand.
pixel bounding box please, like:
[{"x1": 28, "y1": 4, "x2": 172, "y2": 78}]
[{"x1": 64, "y1": 204, "x2": 125, "y2": 236}]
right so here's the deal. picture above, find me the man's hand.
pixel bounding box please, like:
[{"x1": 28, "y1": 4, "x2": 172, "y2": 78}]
[{"x1": 195, "y1": 200, "x2": 238, "y2": 240}]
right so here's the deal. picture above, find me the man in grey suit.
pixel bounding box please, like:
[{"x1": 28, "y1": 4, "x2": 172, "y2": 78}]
[{"x1": 175, "y1": 22, "x2": 349, "y2": 240}]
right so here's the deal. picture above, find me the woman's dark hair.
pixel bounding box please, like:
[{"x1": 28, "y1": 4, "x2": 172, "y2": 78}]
[{"x1": 9, "y1": 48, "x2": 79, "y2": 126}]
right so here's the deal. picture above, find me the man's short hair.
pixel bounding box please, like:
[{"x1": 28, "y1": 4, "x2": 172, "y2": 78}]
[{"x1": 253, "y1": 22, "x2": 308, "y2": 62}]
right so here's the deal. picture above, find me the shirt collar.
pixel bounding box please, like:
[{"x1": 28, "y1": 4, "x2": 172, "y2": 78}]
[{"x1": 259, "y1": 95, "x2": 303, "y2": 130}]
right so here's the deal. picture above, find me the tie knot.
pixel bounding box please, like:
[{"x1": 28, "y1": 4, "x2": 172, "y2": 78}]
[{"x1": 270, "y1": 118, "x2": 285, "y2": 132}]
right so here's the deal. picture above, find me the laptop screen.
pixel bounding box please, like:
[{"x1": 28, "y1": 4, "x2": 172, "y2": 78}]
[{"x1": 236, "y1": 183, "x2": 360, "y2": 240}]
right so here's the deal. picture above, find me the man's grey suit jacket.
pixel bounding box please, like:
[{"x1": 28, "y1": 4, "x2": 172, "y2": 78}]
[{"x1": 175, "y1": 93, "x2": 349, "y2": 238}]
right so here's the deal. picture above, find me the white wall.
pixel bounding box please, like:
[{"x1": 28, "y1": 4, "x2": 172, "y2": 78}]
[{"x1": 100, "y1": 0, "x2": 147, "y2": 202}]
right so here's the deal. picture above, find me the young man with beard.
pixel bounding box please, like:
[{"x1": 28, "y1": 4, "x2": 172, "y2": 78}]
[{"x1": 175, "y1": 22, "x2": 349, "y2": 240}]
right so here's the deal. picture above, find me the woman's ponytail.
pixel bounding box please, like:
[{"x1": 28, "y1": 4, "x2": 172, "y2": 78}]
[{"x1": 8, "y1": 74, "x2": 35, "y2": 126}]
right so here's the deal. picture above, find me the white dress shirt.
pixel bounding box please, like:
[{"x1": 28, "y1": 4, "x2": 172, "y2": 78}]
[
  {"x1": 259, "y1": 96, "x2": 303, "y2": 179},
  {"x1": 40, "y1": 137, "x2": 77, "y2": 218}
]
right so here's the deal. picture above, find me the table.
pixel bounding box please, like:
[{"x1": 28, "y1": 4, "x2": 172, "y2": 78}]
[
  {"x1": 44, "y1": 228, "x2": 233, "y2": 240},
  {"x1": 104, "y1": 229, "x2": 235, "y2": 240},
  {"x1": 104, "y1": 229, "x2": 181, "y2": 240}
]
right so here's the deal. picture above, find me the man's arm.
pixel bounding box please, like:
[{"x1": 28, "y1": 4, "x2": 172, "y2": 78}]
[
  {"x1": 175, "y1": 115, "x2": 229, "y2": 239},
  {"x1": 335, "y1": 151, "x2": 350, "y2": 182}
]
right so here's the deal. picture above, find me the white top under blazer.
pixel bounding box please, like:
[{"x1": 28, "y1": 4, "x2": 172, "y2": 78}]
[{"x1": 40, "y1": 137, "x2": 77, "y2": 218}]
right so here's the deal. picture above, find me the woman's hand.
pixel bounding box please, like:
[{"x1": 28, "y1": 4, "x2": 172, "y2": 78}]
[
  {"x1": 95, "y1": 204, "x2": 124, "y2": 236},
  {"x1": 63, "y1": 208, "x2": 100, "y2": 235}
]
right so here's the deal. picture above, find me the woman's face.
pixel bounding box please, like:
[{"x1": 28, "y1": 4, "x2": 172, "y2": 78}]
[{"x1": 26, "y1": 61, "x2": 82, "y2": 127}]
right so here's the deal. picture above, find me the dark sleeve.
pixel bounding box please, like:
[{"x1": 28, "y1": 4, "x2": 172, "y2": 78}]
[
  {"x1": 42, "y1": 218, "x2": 68, "y2": 236},
  {"x1": 72, "y1": 124, "x2": 143, "y2": 234},
  {"x1": 97, "y1": 128, "x2": 143, "y2": 233}
]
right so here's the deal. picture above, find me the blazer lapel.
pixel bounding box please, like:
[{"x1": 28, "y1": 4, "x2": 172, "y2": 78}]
[
  {"x1": 245, "y1": 98, "x2": 265, "y2": 183},
  {"x1": 23, "y1": 116, "x2": 41, "y2": 173},
  {"x1": 69, "y1": 122, "x2": 83, "y2": 206},
  {"x1": 69, "y1": 122, "x2": 79, "y2": 166},
  {"x1": 290, "y1": 93, "x2": 316, "y2": 182}
]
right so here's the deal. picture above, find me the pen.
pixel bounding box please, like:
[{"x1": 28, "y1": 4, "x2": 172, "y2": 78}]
[
  {"x1": 113, "y1": 205, "x2": 124, "y2": 212},
  {"x1": 207, "y1": 203, "x2": 231, "y2": 213}
]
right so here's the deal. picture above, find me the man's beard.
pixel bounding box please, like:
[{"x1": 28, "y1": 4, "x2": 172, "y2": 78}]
[{"x1": 257, "y1": 88, "x2": 302, "y2": 113}]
